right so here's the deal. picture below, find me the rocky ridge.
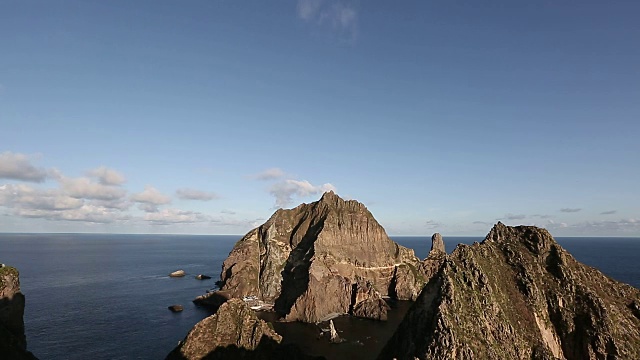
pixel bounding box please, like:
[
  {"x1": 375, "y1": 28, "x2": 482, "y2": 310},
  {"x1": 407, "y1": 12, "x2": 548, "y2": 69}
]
[
  {"x1": 0, "y1": 265, "x2": 38, "y2": 360},
  {"x1": 197, "y1": 191, "x2": 431, "y2": 322},
  {"x1": 378, "y1": 222, "x2": 640, "y2": 359}
]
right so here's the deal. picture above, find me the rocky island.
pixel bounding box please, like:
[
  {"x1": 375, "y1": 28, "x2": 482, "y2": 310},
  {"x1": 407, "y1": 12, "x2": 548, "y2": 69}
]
[
  {"x1": 0, "y1": 265, "x2": 38, "y2": 360},
  {"x1": 171, "y1": 193, "x2": 640, "y2": 359},
  {"x1": 195, "y1": 191, "x2": 438, "y2": 323}
]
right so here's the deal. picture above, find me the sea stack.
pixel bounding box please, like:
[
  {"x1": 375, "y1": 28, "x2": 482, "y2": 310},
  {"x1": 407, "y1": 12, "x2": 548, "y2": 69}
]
[
  {"x1": 378, "y1": 222, "x2": 640, "y2": 359},
  {"x1": 429, "y1": 233, "x2": 445, "y2": 255},
  {"x1": 196, "y1": 191, "x2": 431, "y2": 323},
  {"x1": 0, "y1": 265, "x2": 38, "y2": 359}
]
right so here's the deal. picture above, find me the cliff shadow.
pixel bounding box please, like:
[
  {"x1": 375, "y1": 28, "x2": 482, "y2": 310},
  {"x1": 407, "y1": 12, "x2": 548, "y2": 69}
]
[{"x1": 273, "y1": 218, "x2": 325, "y2": 317}]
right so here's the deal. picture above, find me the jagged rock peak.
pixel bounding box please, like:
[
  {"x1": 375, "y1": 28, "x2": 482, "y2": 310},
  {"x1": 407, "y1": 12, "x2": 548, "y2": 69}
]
[
  {"x1": 379, "y1": 223, "x2": 640, "y2": 360},
  {"x1": 430, "y1": 233, "x2": 445, "y2": 254},
  {"x1": 206, "y1": 192, "x2": 428, "y2": 323}
]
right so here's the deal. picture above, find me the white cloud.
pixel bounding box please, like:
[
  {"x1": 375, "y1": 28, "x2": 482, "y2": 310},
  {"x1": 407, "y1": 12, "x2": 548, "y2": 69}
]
[
  {"x1": 297, "y1": 0, "x2": 358, "y2": 42},
  {"x1": 87, "y1": 166, "x2": 126, "y2": 186},
  {"x1": 59, "y1": 176, "x2": 127, "y2": 200},
  {"x1": 144, "y1": 208, "x2": 210, "y2": 225},
  {"x1": 0, "y1": 152, "x2": 48, "y2": 182},
  {"x1": 269, "y1": 179, "x2": 336, "y2": 208},
  {"x1": 253, "y1": 168, "x2": 285, "y2": 181},
  {"x1": 297, "y1": 0, "x2": 323, "y2": 20},
  {"x1": 176, "y1": 188, "x2": 219, "y2": 201},
  {"x1": 131, "y1": 186, "x2": 171, "y2": 205},
  {"x1": 0, "y1": 184, "x2": 84, "y2": 210},
  {"x1": 497, "y1": 213, "x2": 526, "y2": 220},
  {"x1": 425, "y1": 219, "x2": 441, "y2": 229}
]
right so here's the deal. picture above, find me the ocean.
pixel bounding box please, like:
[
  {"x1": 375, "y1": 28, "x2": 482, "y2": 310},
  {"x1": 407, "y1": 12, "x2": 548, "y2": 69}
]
[{"x1": 1, "y1": 234, "x2": 639, "y2": 359}]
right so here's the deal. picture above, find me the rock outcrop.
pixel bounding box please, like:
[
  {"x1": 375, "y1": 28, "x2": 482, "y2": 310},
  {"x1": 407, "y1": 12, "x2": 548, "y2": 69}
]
[
  {"x1": 0, "y1": 265, "x2": 38, "y2": 360},
  {"x1": 429, "y1": 233, "x2": 445, "y2": 255},
  {"x1": 170, "y1": 270, "x2": 186, "y2": 277},
  {"x1": 378, "y1": 223, "x2": 640, "y2": 360},
  {"x1": 202, "y1": 192, "x2": 430, "y2": 322},
  {"x1": 167, "y1": 298, "x2": 321, "y2": 360}
]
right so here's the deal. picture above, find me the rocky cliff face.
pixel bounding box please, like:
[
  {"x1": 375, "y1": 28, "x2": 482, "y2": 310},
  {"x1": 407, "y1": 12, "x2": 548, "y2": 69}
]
[
  {"x1": 203, "y1": 192, "x2": 428, "y2": 323},
  {"x1": 0, "y1": 265, "x2": 37, "y2": 360},
  {"x1": 167, "y1": 299, "x2": 321, "y2": 360},
  {"x1": 378, "y1": 223, "x2": 640, "y2": 360}
]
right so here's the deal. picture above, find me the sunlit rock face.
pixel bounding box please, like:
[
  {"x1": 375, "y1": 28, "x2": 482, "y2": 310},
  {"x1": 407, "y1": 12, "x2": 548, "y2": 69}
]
[
  {"x1": 0, "y1": 265, "x2": 38, "y2": 360},
  {"x1": 378, "y1": 223, "x2": 640, "y2": 360},
  {"x1": 203, "y1": 191, "x2": 437, "y2": 323}
]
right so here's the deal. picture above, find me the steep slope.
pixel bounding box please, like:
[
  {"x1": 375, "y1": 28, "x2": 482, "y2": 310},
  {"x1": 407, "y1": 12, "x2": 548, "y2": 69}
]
[
  {"x1": 199, "y1": 191, "x2": 428, "y2": 323},
  {"x1": 0, "y1": 265, "x2": 38, "y2": 360},
  {"x1": 378, "y1": 223, "x2": 640, "y2": 360}
]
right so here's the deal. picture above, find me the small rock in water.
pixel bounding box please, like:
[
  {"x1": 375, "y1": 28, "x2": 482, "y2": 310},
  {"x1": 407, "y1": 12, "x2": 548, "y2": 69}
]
[
  {"x1": 168, "y1": 305, "x2": 184, "y2": 312},
  {"x1": 169, "y1": 270, "x2": 185, "y2": 277},
  {"x1": 195, "y1": 274, "x2": 211, "y2": 280}
]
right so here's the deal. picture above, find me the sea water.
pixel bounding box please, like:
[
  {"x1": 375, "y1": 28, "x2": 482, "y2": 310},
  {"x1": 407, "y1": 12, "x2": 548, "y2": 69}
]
[{"x1": 1, "y1": 234, "x2": 638, "y2": 359}]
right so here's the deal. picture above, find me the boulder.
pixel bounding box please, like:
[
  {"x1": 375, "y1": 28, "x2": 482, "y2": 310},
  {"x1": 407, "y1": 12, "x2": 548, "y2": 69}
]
[
  {"x1": 169, "y1": 270, "x2": 185, "y2": 277},
  {"x1": 195, "y1": 274, "x2": 212, "y2": 280},
  {"x1": 350, "y1": 280, "x2": 389, "y2": 321},
  {"x1": 168, "y1": 305, "x2": 184, "y2": 312}
]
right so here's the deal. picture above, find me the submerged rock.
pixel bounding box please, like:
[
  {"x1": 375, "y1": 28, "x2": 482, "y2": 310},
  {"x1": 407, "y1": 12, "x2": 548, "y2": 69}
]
[
  {"x1": 205, "y1": 191, "x2": 434, "y2": 323},
  {"x1": 0, "y1": 265, "x2": 38, "y2": 360},
  {"x1": 169, "y1": 270, "x2": 186, "y2": 277},
  {"x1": 168, "y1": 305, "x2": 184, "y2": 312},
  {"x1": 195, "y1": 274, "x2": 211, "y2": 280},
  {"x1": 378, "y1": 223, "x2": 640, "y2": 360},
  {"x1": 167, "y1": 298, "x2": 322, "y2": 360}
]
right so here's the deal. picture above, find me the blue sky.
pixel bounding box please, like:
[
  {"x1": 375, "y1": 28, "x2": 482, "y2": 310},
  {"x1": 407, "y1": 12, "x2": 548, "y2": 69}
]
[{"x1": 1, "y1": 0, "x2": 638, "y2": 236}]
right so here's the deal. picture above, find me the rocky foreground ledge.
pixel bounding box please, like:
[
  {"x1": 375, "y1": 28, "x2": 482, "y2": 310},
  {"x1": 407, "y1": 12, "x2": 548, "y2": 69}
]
[
  {"x1": 379, "y1": 222, "x2": 640, "y2": 359},
  {"x1": 0, "y1": 265, "x2": 38, "y2": 360},
  {"x1": 166, "y1": 299, "x2": 323, "y2": 360}
]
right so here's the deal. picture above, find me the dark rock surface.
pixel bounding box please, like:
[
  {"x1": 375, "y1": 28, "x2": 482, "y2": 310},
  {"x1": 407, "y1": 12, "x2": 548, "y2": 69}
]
[
  {"x1": 378, "y1": 223, "x2": 640, "y2": 360},
  {"x1": 0, "y1": 266, "x2": 38, "y2": 360},
  {"x1": 205, "y1": 192, "x2": 431, "y2": 323},
  {"x1": 168, "y1": 305, "x2": 184, "y2": 312},
  {"x1": 195, "y1": 274, "x2": 211, "y2": 280},
  {"x1": 167, "y1": 298, "x2": 322, "y2": 360}
]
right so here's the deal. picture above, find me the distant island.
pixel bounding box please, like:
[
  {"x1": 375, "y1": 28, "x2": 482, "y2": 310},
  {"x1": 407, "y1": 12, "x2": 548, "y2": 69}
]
[{"x1": 166, "y1": 192, "x2": 640, "y2": 359}]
